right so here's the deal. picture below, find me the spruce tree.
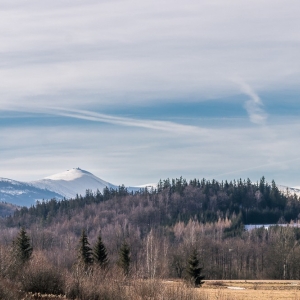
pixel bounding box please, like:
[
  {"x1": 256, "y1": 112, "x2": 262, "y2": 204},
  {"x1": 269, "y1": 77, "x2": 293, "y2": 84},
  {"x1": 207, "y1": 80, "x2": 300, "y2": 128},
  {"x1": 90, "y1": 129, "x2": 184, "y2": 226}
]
[
  {"x1": 78, "y1": 229, "x2": 93, "y2": 266},
  {"x1": 14, "y1": 227, "x2": 32, "y2": 264},
  {"x1": 93, "y1": 234, "x2": 109, "y2": 269},
  {"x1": 119, "y1": 241, "x2": 130, "y2": 276},
  {"x1": 187, "y1": 249, "x2": 205, "y2": 287}
]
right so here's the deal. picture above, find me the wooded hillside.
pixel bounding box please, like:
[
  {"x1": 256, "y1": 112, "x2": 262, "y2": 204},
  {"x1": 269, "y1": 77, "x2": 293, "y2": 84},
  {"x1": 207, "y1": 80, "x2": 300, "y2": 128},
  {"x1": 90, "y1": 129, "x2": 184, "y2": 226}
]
[{"x1": 0, "y1": 176, "x2": 299, "y2": 283}]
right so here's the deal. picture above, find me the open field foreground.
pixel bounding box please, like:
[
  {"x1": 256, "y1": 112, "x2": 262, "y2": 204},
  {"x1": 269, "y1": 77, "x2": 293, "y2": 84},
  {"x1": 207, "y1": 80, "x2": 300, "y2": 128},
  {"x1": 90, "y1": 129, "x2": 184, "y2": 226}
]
[
  {"x1": 199, "y1": 280, "x2": 300, "y2": 300},
  {"x1": 12, "y1": 280, "x2": 300, "y2": 300}
]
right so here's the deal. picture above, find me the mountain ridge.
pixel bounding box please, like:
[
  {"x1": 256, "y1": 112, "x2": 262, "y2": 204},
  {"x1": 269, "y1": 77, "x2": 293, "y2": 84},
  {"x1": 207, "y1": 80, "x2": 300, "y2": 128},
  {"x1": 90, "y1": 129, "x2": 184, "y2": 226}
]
[{"x1": 0, "y1": 168, "x2": 140, "y2": 207}]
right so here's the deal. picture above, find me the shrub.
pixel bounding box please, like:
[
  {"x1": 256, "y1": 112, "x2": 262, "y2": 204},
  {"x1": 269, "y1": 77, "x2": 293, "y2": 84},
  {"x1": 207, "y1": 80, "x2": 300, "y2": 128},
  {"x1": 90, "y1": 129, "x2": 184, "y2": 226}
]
[
  {"x1": 0, "y1": 278, "x2": 22, "y2": 299},
  {"x1": 20, "y1": 254, "x2": 65, "y2": 296},
  {"x1": 66, "y1": 266, "x2": 126, "y2": 300}
]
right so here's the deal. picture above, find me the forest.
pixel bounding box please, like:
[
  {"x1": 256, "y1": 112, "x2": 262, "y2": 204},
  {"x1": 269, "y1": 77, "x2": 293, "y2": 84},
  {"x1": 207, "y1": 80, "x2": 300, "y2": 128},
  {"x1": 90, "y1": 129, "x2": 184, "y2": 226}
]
[{"x1": 1, "y1": 176, "x2": 300, "y2": 299}]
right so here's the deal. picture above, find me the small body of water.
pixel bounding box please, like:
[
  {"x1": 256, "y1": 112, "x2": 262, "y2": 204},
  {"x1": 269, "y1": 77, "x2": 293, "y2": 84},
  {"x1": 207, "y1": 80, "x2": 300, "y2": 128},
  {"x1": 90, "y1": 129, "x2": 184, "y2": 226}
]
[{"x1": 245, "y1": 224, "x2": 300, "y2": 231}]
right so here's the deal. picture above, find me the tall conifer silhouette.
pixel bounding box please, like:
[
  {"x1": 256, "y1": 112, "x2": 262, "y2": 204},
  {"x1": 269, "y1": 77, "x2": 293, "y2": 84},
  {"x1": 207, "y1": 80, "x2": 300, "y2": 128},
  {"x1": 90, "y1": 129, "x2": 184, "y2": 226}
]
[
  {"x1": 78, "y1": 229, "x2": 93, "y2": 265},
  {"x1": 93, "y1": 233, "x2": 109, "y2": 269},
  {"x1": 119, "y1": 241, "x2": 130, "y2": 276},
  {"x1": 14, "y1": 227, "x2": 32, "y2": 264}
]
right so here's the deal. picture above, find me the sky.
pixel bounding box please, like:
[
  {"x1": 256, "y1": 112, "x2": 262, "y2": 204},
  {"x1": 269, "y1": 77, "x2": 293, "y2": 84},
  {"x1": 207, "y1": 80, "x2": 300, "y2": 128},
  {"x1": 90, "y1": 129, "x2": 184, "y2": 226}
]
[{"x1": 0, "y1": 0, "x2": 300, "y2": 187}]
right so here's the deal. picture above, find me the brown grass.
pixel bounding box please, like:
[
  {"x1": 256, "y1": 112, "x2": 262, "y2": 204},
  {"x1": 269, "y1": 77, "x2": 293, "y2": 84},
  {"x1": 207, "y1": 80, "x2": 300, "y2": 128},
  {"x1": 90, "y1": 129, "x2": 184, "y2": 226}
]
[
  {"x1": 22, "y1": 279, "x2": 300, "y2": 300},
  {"x1": 3, "y1": 268, "x2": 300, "y2": 300},
  {"x1": 201, "y1": 280, "x2": 300, "y2": 300}
]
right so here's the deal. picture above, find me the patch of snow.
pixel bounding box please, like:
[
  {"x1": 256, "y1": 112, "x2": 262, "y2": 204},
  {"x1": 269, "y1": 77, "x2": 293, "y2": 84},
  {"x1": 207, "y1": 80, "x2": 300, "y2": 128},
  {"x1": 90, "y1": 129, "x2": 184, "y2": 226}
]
[
  {"x1": 44, "y1": 168, "x2": 86, "y2": 181},
  {"x1": 136, "y1": 183, "x2": 157, "y2": 189},
  {"x1": 0, "y1": 190, "x2": 25, "y2": 196},
  {"x1": 0, "y1": 178, "x2": 24, "y2": 185},
  {"x1": 245, "y1": 224, "x2": 300, "y2": 231},
  {"x1": 278, "y1": 185, "x2": 300, "y2": 197},
  {"x1": 227, "y1": 287, "x2": 245, "y2": 290}
]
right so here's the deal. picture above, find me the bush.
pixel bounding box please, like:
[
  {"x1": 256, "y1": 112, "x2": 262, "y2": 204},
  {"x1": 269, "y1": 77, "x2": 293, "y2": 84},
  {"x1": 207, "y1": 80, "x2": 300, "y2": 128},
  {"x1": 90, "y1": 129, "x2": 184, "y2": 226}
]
[
  {"x1": 0, "y1": 278, "x2": 22, "y2": 299},
  {"x1": 132, "y1": 279, "x2": 165, "y2": 299},
  {"x1": 20, "y1": 254, "x2": 65, "y2": 296},
  {"x1": 66, "y1": 266, "x2": 126, "y2": 300}
]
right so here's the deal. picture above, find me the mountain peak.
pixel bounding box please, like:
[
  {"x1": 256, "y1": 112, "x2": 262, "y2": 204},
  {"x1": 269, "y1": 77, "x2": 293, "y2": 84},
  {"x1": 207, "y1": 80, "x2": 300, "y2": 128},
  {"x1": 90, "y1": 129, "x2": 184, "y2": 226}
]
[
  {"x1": 44, "y1": 168, "x2": 92, "y2": 181},
  {"x1": 32, "y1": 168, "x2": 119, "y2": 199}
]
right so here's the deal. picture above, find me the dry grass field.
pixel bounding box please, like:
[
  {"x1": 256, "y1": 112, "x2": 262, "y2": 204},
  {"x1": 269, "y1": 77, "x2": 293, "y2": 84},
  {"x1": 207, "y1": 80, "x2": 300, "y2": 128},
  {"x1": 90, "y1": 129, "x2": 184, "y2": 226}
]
[
  {"x1": 9, "y1": 279, "x2": 300, "y2": 299},
  {"x1": 200, "y1": 280, "x2": 300, "y2": 300}
]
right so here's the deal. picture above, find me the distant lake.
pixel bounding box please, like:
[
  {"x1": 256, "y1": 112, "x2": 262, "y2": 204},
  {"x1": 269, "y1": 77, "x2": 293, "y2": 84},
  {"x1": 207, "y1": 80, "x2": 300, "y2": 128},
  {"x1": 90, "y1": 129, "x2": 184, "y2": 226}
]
[{"x1": 245, "y1": 224, "x2": 300, "y2": 231}]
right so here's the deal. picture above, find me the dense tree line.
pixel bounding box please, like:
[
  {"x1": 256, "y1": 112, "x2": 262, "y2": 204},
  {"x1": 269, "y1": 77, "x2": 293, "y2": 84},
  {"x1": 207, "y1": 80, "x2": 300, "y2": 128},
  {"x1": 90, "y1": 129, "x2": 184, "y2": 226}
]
[{"x1": 7, "y1": 176, "x2": 300, "y2": 229}]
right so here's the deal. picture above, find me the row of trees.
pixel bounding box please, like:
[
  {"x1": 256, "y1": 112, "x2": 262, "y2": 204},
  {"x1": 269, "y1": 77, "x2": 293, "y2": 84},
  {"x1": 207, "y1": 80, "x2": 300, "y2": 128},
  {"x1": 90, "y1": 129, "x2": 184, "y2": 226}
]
[
  {"x1": 9, "y1": 176, "x2": 300, "y2": 229},
  {"x1": 8, "y1": 220, "x2": 300, "y2": 281},
  {"x1": 78, "y1": 229, "x2": 130, "y2": 275},
  {"x1": 11, "y1": 227, "x2": 205, "y2": 288}
]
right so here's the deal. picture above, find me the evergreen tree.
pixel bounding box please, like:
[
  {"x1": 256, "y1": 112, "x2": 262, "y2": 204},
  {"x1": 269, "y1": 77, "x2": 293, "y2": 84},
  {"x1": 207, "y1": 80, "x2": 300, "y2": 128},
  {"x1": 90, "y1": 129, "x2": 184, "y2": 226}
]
[
  {"x1": 118, "y1": 241, "x2": 130, "y2": 276},
  {"x1": 187, "y1": 249, "x2": 205, "y2": 287},
  {"x1": 14, "y1": 227, "x2": 32, "y2": 264},
  {"x1": 93, "y1": 233, "x2": 109, "y2": 269},
  {"x1": 78, "y1": 229, "x2": 93, "y2": 265}
]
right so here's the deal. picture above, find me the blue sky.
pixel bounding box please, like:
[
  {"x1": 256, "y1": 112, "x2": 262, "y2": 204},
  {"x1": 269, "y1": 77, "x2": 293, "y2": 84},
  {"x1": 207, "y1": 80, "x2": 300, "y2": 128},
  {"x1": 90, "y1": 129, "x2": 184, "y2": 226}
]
[{"x1": 0, "y1": 0, "x2": 300, "y2": 187}]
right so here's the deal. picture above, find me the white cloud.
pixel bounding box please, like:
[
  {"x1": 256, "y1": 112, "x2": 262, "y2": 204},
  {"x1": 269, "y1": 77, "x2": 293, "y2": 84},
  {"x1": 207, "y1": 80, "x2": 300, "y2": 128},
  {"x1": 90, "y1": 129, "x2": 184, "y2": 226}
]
[
  {"x1": 237, "y1": 81, "x2": 268, "y2": 125},
  {"x1": 0, "y1": 0, "x2": 299, "y2": 110}
]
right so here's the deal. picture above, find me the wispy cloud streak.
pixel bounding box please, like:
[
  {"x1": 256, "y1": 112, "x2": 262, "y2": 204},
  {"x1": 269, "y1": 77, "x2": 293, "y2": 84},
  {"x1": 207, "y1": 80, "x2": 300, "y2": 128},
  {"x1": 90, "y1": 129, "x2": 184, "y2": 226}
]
[
  {"x1": 240, "y1": 82, "x2": 268, "y2": 125},
  {"x1": 50, "y1": 107, "x2": 205, "y2": 134},
  {"x1": 3, "y1": 105, "x2": 205, "y2": 135}
]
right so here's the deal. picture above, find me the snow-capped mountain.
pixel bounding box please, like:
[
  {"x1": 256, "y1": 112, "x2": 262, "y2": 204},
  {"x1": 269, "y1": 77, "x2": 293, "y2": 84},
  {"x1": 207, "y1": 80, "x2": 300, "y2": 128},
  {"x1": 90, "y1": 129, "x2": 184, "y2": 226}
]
[
  {"x1": 0, "y1": 168, "x2": 141, "y2": 207},
  {"x1": 30, "y1": 168, "x2": 118, "y2": 199}
]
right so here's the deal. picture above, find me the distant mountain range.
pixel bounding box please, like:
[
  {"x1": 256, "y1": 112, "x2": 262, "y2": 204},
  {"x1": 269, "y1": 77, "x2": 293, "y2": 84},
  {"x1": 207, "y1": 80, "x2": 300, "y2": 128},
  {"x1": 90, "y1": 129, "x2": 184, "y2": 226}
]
[{"x1": 0, "y1": 168, "x2": 146, "y2": 207}]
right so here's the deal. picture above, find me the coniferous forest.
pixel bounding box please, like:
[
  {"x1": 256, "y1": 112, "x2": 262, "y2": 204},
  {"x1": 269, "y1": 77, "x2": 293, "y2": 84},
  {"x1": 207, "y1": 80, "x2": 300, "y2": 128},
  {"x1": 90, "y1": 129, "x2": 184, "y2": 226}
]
[{"x1": 1, "y1": 176, "x2": 300, "y2": 298}]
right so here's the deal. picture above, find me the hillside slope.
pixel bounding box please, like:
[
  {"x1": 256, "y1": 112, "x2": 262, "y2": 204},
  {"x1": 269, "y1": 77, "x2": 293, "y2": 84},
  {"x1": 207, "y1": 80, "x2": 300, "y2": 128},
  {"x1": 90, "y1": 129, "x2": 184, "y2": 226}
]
[{"x1": 0, "y1": 178, "x2": 62, "y2": 207}]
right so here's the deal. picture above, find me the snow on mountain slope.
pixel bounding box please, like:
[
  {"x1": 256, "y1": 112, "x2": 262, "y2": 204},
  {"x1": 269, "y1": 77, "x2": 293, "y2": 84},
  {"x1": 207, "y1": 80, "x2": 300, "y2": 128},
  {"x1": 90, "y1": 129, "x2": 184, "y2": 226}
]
[
  {"x1": 0, "y1": 177, "x2": 62, "y2": 207},
  {"x1": 278, "y1": 185, "x2": 300, "y2": 198},
  {"x1": 30, "y1": 168, "x2": 118, "y2": 199},
  {"x1": 0, "y1": 168, "x2": 145, "y2": 207}
]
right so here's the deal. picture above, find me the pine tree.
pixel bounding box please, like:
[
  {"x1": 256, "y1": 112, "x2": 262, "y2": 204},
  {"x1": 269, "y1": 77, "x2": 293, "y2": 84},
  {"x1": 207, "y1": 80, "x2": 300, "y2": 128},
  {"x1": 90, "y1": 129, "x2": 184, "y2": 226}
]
[
  {"x1": 118, "y1": 241, "x2": 130, "y2": 276},
  {"x1": 14, "y1": 227, "x2": 32, "y2": 264},
  {"x1": 187, "y1": 249, "x2": 205, "y2": 287},
  {"x1": 93, "y1": 234, "x2": 109, "y2": 269},
  {"x1": 78, "y1": 229, "x2": 93, "y2": 266}
]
